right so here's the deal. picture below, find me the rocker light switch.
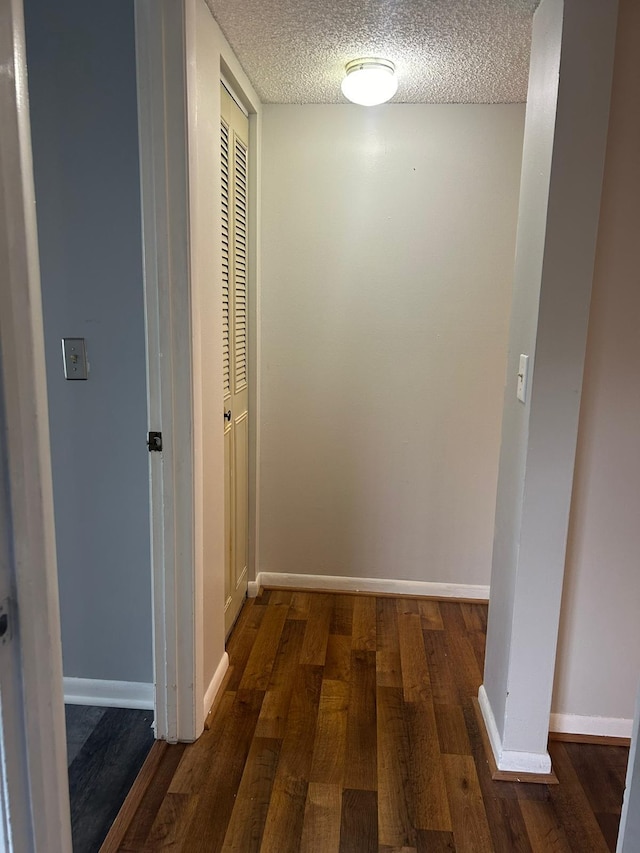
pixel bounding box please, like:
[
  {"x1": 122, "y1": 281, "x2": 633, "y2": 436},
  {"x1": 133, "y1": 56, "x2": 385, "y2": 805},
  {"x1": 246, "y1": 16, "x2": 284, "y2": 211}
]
[
  {"x1": 62, "y1": 338, "x2": 88, "y2": 380},
  {"x1": 517, "y1": 354, "x2": 529, "y2": 403}
]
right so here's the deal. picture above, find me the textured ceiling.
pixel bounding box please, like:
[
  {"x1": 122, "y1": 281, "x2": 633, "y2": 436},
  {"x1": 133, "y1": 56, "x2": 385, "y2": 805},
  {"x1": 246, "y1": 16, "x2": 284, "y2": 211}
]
[{"x1": 207, "y1": 0, "x2": 540, "y2": 104}]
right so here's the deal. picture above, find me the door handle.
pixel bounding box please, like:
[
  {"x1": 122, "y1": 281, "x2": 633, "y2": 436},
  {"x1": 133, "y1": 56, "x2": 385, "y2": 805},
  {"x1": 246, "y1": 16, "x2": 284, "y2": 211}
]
[{"x1": 224, "y1": 410, "x2": 232, "y2": 422}]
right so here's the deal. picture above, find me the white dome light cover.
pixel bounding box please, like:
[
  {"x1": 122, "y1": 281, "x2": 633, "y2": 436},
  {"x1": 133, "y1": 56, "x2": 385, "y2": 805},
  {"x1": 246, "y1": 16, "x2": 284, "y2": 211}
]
[{"x1": 341, "y1": 58, "x2": 398, "y2": 106}]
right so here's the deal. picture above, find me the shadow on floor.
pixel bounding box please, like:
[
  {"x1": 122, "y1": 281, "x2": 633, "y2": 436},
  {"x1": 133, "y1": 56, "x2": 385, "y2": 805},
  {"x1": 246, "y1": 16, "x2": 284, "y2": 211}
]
[{"x1": 66, "y1": 705, "x2": 154, "y2": 852}]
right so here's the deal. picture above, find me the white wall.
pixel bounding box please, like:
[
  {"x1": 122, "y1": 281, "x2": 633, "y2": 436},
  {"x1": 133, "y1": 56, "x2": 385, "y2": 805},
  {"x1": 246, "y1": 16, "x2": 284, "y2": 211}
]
[
  {"x1": 553, "y1": 0, "x2": 640, "y2": 734},
  {"x1": 259, "y1": 104, "x2": 524, "y2": 587},
  {"x1": 24, "y1": 0, "x2": 152, "y2": 683}
]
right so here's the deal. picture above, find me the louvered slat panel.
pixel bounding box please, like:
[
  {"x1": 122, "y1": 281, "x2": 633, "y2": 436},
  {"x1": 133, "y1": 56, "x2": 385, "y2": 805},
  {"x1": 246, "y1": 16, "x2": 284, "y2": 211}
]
[
  {"x1": 234, "y1": 136, "x2": 248, "y2": 389},
  {"x1": 221, "y1": 119, "x2": 231, "y2": 396}
]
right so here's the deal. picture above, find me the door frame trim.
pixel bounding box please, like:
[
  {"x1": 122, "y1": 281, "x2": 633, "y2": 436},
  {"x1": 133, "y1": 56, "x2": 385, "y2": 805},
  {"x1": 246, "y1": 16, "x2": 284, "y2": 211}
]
[
  {"x1": 135, "y1": 0, "x2": 198, "y2": 743},
  {"x1": 135, "y1": 0, "x2": 262, "y2": 742}
]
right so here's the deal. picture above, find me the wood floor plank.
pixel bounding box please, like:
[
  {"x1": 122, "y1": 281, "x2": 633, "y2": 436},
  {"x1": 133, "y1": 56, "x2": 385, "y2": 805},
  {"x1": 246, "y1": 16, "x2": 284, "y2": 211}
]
[
  {"x1": 112, "y1": 742, "x2": 186, "y2": 853},
  {"x1": 259, "y1": 778, "x2": 308, "y2": 853},
  {"x1": 562, "y1": 741, "x2": 628, "y2": 815},
  {"x1": 468, "y1": 628, "x2": 487, "y2": 673},
  {"x1": 378, "y1": 651, "x2": 403, "y2": 691},
  {"x1": 397, "y1": 605, "x2": 452, "y2": 833},
  {"x1": 450, "y1": 633, "x2": 483, "y2": 693},
  {"x1": 376, "y1": 596, "x2": 403, "y2": 689},
  {"x1": 397, "y1": 605, "x2": 432, "y2": 705},
  {"x1": 324, "y1": 633, "x2": 352, "y2": 682},
  {"x1": 445, "y1": 625, "x2": 483, "y2": 702},
  {"x1": 220, "y1": 737, "x2": 281, "y2": 852},
  {"x1": 423, "y1": 630, "x2": 459, "y2": 706},
  {"x1": 300, "y1": 782, "x2": 342, "y2": 853},
  {"x1": 287, "y1": 590, "x2": 312, "y2": 620},
  {"x1": 397, "y1": 598, "x2": 419, "y2": 615},
  {"x1": 597, "y1": 812, "x2": 624, "y2": 852},
  {"x1": 231, "y1": 600, "x2": 262, "y2": 632},
  {"x1": 239, "y1": 597, "x2": 290, "y2": 691},
  {"x1": 254, "y1": 618, "x2": 305, "y2": 739},
  {"x1": 253, "y1": 587, "x2": 272, "y2": 605},
  {"x1": 442, "y1": 753, "x2": 494, "y2": 852},
  {"x1": 484, "y1": 796, "x2": 535, "y2": 853},
  {"x1": 438, "y1": 601, "x2": 468, "y2": 635},
  {"x1": 344, "y1": 650, "x2": 378, "y2": 791},
  {"x1": 330, "y1": 594, "x2": 354, "y2": 636},
  {"x1": 299, "y1": 592, "x2": 333, "y2": 665},
  {"x1": 379, "y1": 847, "x2": 417, "y2": 852},
  {"x1": 434, "y1": 704, "x2": 472, "y2": 756},
  {"x1": 339, "y1": 789, "x2": 378, "y2": 853},
  {"x1": 260, "y1": 665, "x2": 324, "y2": 853},
  {"x1": 377, "y1": 685, "x2": 415, "y2": 849},
  {"x1": 352, "y1": 595, "x2": 377, "y2": 651},
  {"x1": 168, "y1": 692, "x2": 235, "y2": 795},
  {"x1": 418, "y1": 600, "x2": 444, "y2": 631},
  {"x1": 519, "y1": 800, "x2": 573, "y2": 852},
  {"x1": 460, "y1": 602, "x2": 485, "y2": 632},
  {"x1": 269, "y1": 663, "x2": 323, "y2": 782},
  {"x1": 144, "y1": 792, "x2": 199, "y2": 851},
  {"x1": 179, "y1": 688, "x2": 265, "y2": 853},
  {"x1": 309, "y1": 679, "x2": 349, "y2": 785},
  {"x1": 225, "y1": 602, "x2": 266, "y2": 691},
  {"x1": 404, "y1": 699, "x2": 452, "y2": 832},
  {"x1": 475, "y1": 603, "x2": 488, "y2": 633},
  {"x1": 547, "y1": 741, "x2": 611, "y2": 853},
  {"x1": 415, "y1": 829, "x2": 456, "y2": 852},
  {"x1": 269, "y1": 588, "x2": 293, "y2": 606}
]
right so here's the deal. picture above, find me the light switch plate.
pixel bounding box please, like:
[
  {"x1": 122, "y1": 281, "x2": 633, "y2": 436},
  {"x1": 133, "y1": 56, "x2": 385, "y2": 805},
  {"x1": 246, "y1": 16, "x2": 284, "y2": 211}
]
[
  {"x1": 517, "y1": 354, "x2": 529, "y2": 403},
  {"x1": 62, "y1": 338, "x2": 88, "y2": 380}
]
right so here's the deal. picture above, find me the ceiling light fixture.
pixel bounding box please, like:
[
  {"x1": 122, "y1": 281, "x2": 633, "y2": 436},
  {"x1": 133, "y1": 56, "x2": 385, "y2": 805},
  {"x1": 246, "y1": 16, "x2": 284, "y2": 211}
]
[{"x1": 341, "y1": 58, "x2": 398, "y2": 106}]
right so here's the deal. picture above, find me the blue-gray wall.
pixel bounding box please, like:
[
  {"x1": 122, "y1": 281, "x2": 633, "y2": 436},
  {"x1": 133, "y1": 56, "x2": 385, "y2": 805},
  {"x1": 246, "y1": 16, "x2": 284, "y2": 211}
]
[{"x1": 24, "y1": 0, "x2": 152, "y2": 683}]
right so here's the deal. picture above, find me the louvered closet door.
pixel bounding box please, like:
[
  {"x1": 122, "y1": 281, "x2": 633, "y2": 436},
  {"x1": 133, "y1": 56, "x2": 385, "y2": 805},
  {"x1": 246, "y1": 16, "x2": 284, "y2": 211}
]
[{"x1": 221, "y1": 84, "x2": 249, "y2": 634}]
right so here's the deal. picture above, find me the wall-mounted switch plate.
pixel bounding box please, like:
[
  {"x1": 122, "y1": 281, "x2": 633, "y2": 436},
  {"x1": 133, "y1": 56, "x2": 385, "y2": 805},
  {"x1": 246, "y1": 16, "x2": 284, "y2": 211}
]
[
  {"x1": 517, "y1": 354, "x2": 529, "y2": 403},
  {"x1": 62, "y1": 338, "x2": 88, "y2": 380}
]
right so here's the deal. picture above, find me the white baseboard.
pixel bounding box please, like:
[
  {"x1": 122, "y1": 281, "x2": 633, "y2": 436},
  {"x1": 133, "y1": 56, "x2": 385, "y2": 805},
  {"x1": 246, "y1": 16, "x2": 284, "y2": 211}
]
[
  {"x1": 251, "y1": 571, "x2": 489, "y2": 600},
  {"x1": 550, "y1": 712, "x2": 633, "y2": 740},
  {"x1": 64, "y1": 677, "x2": 154, "y2": 710},
  {"x1": 478, "y1": 684, "x2": 552, "y2": 775},
  {"x1": 203, "y1": 652, "x2": 230, "y2": 719}
]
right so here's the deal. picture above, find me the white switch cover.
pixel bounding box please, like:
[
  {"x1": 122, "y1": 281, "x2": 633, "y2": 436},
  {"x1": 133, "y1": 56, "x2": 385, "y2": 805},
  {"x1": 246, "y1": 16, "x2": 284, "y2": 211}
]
[{"x1": 517, "y1": 354, "x2": 529, "y2": 403}]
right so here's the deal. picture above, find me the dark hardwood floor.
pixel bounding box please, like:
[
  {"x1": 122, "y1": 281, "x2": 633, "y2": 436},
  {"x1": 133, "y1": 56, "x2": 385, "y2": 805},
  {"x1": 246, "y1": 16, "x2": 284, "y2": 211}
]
[
  {"x1": 66, "y1": 705, "x2": 154, "y2": 852},
  {"x1": 102, "y1": 589, "x2": 628, "y2": 852}
]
